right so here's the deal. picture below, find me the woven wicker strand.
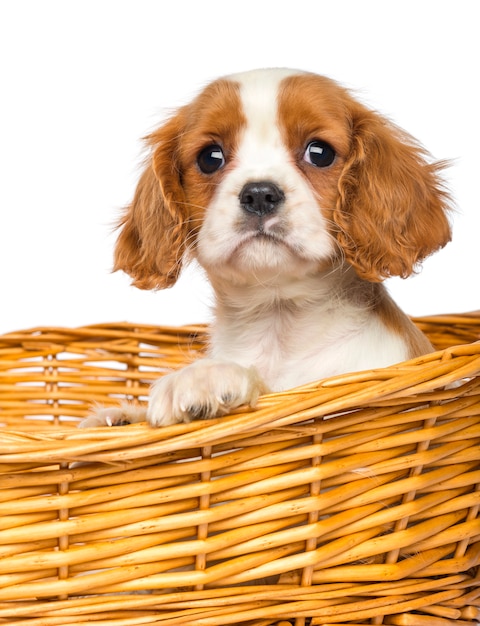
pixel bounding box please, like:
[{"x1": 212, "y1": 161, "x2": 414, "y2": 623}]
[{"x1": 0, "y1": 313, "x2": 479, "y2": 626}]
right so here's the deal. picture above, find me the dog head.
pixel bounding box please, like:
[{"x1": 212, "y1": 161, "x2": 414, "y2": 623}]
[{"x1": 114, "y1": 68, "x2": 451, "y2": 289}]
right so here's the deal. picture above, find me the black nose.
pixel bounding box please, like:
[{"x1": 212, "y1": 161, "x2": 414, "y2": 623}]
[{"x1": 239, "y1": 181, "x2": 285, "y2": 217}]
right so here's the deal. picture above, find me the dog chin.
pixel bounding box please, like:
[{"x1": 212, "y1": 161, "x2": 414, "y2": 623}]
[{"x1": 205, "y1": 236, "x2": 320, "y2": 283}]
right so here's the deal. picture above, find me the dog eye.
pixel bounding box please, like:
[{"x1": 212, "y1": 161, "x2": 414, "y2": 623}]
[
  {"x1": 197, "y1": 144, "x2": 225, "y2": 174},
  {"x1": 303, "y1": 141, "x2": 336, "y2": 168}
]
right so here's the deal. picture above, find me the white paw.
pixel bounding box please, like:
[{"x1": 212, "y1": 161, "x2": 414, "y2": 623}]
[
  {"x1": 79, "y1": 403, "x2": 147, "y2": 428},
  {"x1": 146, "y1": 359, "x2": 267, "y2": 427}
]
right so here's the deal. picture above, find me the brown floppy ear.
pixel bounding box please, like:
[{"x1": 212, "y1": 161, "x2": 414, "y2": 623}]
[
  {"x1": 334, "y1": 103, "x2": 452, "y2": 281},
  {"x1": 114, "y1": 111, "x2": 190, "y2": 290}
]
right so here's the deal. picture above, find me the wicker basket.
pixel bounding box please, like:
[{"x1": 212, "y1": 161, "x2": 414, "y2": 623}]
[{"x1": 1, "y1": 313, "x2": 479, "y2": 626}]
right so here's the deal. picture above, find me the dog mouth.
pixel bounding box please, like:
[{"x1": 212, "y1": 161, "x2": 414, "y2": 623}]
[
  {"x1": 253, "y1": 229, "x2": 283, "y2": 243},
  {"x1": 241, "y1": 213, "x2": 288, "y2": 243},
  {"x1": 237, "y1": 224, "x2": 288, "y2": 249},
  {"x1": 197, "y1": 206, "x2": 325, "y2": 277},
  {"x1": 231, "y1": 226, "x2": 305, "y2": 265}
]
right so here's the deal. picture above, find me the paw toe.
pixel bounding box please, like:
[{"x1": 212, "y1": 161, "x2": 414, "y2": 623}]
[
  {"x1": 79, "y1": 404, "x2": 146, "y2": 428},
  {"x1": 182, "y1": 404, "x2": 210, "y2": 421}
]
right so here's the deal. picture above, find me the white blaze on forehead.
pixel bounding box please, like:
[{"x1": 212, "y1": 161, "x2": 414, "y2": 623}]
[
  {"x1": 228, "y1": 67, "x2": 302, "y2": 85},
  {"x1": 230, "y1": 68, "x2": 301, "y2": 132},
  {"x1": 227, "y1": 69, "x2": 303, "y2": 179}
]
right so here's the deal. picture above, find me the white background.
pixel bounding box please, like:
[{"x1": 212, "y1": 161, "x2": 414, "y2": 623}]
[{"x1": 0, "y1": 0, "x2": 478, "y2": 335}]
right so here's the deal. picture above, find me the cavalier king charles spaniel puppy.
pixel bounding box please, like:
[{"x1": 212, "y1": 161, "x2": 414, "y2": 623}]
[{"x1": 81, "y1": 68, "x2": 451, "y2": 428}]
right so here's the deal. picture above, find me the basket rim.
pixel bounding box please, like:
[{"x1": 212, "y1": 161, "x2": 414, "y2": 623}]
[{"x1": 0, "y1": 312, "x2": 479, "y2": 462}]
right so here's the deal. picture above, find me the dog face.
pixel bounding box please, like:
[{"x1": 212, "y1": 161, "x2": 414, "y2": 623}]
[
  {"x1": 114, "y1": 68, "x2": 451, "y2": 290},
  {"x1": 192, "y1": 69, "x2": 347, "y2": 285}
]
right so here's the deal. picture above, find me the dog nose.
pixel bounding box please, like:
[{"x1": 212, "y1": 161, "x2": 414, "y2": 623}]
[{"x1": 239, "y1": 181, "x2": 285, "y2": 217}]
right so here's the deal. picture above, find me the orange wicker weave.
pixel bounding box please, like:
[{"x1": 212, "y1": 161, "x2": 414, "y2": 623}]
[{"x1": 0, "y1": 313, "x2": 479, "y2": 626}]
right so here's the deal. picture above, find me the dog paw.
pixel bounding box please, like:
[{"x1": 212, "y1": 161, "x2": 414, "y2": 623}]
[
  {"x1": 147, "y1": 359, "x2": 267, "y2": 427},
  {"x1": 78, "y1": 404, "x2": 147, "y2": 428}
]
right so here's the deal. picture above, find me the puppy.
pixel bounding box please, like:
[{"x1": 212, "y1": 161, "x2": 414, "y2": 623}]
[{"x1": 82, "y1": 68, "x2": 451, "y2": 429}]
